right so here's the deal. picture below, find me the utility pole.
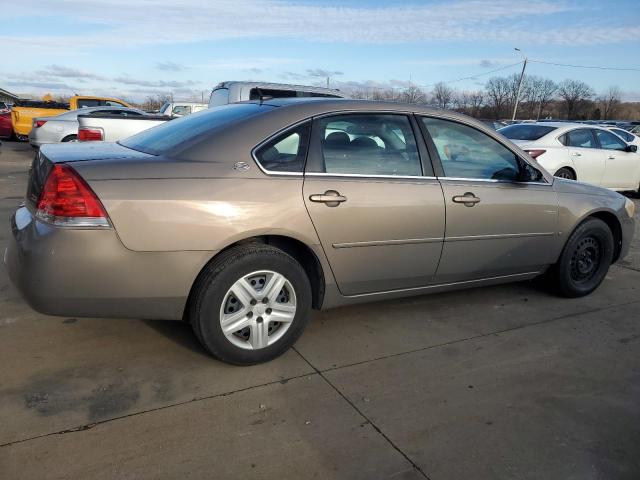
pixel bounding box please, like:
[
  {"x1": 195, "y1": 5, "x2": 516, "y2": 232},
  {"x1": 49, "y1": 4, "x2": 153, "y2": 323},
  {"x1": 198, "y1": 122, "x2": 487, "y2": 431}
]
[{"x1": 512, "y1": 48, "x2": 527, "y2": 121}]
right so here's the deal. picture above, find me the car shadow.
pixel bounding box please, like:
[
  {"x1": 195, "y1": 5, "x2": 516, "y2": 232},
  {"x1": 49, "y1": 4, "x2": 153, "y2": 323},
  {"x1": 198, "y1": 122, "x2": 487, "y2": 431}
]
[{"x1": 141, "y1": 319, "x2": 211, "y2": 358}]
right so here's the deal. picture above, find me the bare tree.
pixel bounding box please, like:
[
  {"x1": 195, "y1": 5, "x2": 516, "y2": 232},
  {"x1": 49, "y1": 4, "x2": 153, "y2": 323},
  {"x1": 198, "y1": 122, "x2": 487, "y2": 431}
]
[
  {"x1": 598, "y1": 86, "x2": 622, "y2": 120},
  {"x1": 431, "y1": 82, "x2": 454, "y2": 109},
  {"x1": 485, "y1": 76, "x2": 511, "y2": 119},
  {"x1": 557, "y1": 79, "x2": 594, "y2": 119},
  {"x1": 140, "y1": 94, "x2": 171, "y2": 112},
  {"x1": 401, "y1": 86, "x2": 427, "y2": 104},
  {"x1": 534, "y1": 78, "x2": 558, "y2": 120}
]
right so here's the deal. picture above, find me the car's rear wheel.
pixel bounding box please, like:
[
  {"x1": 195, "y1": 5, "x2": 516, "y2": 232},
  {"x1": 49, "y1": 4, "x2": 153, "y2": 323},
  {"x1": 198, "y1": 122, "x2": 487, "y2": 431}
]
[
  {"x1": 61, "y1": 135, "x2": 77, "y2": 142},
  {"x1": 551, "y1": 217, "x2": 614, "y2": 297},
  {"x1": 554, "y1": 168, "x2": 575, "y2": 180},
  {"x1": 190, "y1": 244, "x2": 312, "y2": 365}
]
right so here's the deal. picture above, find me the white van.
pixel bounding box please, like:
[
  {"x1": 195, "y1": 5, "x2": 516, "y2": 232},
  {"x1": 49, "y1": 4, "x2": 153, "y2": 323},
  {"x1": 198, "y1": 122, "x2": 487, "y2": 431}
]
[
  {"x1": 158, "y1": 102, "x2": 208, "y2": 117},
  {"x1": 209, "y1": 81, "x2": 346, "y2": 108}
]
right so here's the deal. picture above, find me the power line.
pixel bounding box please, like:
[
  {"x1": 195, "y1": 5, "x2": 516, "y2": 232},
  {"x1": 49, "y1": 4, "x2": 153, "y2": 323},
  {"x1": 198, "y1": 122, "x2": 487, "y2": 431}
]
[
  {"x1": 420, "y1": 60, "x2": 524, "y2": 87},
  {"x1": 529, "y1": 59, "x2": 640, "y2": 72}
]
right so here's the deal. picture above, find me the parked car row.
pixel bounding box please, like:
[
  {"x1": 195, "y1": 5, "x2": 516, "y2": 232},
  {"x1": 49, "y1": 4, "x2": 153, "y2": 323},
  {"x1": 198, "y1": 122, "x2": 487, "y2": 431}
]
[{"x1": 14, "y1": 81, "x2": 346, "y2": 147}]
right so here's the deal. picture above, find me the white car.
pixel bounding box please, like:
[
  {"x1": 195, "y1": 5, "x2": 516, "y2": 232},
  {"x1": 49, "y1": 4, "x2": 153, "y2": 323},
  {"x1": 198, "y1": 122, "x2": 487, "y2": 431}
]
[{"x1": 499, "y1": 122, "x2": 640, "y2": 193}]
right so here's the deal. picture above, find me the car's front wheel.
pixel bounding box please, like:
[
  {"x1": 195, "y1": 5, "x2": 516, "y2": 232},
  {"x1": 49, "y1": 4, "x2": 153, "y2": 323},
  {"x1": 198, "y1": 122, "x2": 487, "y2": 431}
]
[
  {"x1": 551, "y1": 217, "x2": 614, "y2": 297},
  {"x1": 190, "y1": 244, "x2": 312, "y2": 365}
]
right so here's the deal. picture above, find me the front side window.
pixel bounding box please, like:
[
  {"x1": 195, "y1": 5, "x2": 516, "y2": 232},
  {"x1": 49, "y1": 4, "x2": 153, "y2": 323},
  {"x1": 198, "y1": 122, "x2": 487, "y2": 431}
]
[
  {"x1": 566, "y1": 129, "x2": 596, "y2": 148},
  {"x1": 596, "y1": 130, "x2": 627, "y2": 150},
  {"x1": 421, "y1": 117, "x2": 522, "y2": 181},
  {"x1": 314, "y1": 114, "x2": 421, "y2": 176},
  {"x1": 254, "y1": 123, "x2": 310, "y2": 173},
  {"x1": 610, "y1": 128, "x2": 633, "y2": 143}
]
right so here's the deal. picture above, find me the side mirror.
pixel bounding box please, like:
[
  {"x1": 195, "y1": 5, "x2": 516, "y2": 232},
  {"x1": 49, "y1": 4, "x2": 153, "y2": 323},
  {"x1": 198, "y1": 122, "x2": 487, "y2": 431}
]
[
  {"x1": 626, "y1": 144, "x2": 638, "y2": 153},
  {"x1": 519, "y1": 163, "x2": 544, "y2": 182}
]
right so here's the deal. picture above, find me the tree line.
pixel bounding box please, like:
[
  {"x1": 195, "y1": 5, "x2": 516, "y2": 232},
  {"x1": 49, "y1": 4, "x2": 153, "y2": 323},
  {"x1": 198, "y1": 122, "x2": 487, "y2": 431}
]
[{"x1": 346, "y1": 74, "x2": 638, "y2": 121}]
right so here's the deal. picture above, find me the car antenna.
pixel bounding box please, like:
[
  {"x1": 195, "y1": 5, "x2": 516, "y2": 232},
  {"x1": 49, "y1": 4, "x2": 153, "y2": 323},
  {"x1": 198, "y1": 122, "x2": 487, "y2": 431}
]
[{"x1": 255, "y1": 87, "x2": 265, "y2": 104}]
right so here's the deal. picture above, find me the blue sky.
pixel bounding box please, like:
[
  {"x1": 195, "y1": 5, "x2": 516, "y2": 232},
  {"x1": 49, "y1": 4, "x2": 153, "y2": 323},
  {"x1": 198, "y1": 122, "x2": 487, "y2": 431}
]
[{"x1": 3, "y1": 0, "x2": 640, "y2": 102}]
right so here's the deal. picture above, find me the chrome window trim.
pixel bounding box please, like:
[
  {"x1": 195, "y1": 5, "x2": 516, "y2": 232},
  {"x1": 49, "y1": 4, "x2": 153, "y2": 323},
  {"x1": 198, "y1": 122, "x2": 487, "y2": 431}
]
[
  {"x1": 438, "y1": 176, "x2": 552, "y2": 186},
  {"x1": 305, "y1": 172, "x2": 437, "y2": 180}
]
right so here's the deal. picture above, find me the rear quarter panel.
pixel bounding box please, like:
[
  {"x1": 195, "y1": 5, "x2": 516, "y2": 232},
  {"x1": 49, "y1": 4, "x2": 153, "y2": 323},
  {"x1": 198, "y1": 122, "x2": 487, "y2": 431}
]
[
  {"x1": 11, "y1": 107, "x2": 68, "y2": 136},
  {"x1": 87, "y1": 176, "x2": 322, "y2": 253}
]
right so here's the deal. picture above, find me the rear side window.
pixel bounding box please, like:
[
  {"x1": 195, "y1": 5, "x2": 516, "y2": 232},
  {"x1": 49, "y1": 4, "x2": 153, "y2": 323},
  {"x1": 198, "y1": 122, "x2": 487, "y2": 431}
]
[
  {"x1": 566, "y1": 129, "x2": 596, "y2": 148},
  {"x1": 254, "y1": 123, "x2": 311, "y2": 173},
  {"x1": 498, "y1": 124, "x2": 557, "y2": 140},
  {"x1": 311, "y1": 114, "x2": 422, "y2": 176},
  {"x1": 120, "y1": 103, "x2": 268, "y2": 155},
  {"x1": 422, "y1": 117, "x2": 522, "y2": 181},
  {"x1": 105, "y1": 100, "x2": 126, "y2": 107}
]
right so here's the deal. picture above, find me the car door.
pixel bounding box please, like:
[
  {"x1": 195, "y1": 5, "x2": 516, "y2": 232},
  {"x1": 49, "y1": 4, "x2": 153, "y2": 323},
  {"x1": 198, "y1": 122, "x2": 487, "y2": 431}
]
[
  {"x1": 418, "y1": 116, "x2": 559, "y2": 283},
  {"x1": 562, "y1": 128, "x2": 604, "y2": 185},
  {"x1": 303, "y1": 113, "x2": 445, "y2": 296},
  {"x1": 595, "y1": 129, "x2": 640, "y2": 190}
]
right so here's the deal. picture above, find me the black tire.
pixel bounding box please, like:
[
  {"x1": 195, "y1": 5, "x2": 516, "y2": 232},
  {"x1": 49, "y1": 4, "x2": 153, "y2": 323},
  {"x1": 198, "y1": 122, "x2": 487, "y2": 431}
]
[
  {"x1": 550, "y1": 217, "x2": 614, "y2": 297},
  {"x1": 190, "y1": 244, "x2": 312, "y2": 365},
  {"x1": 554, "y1": 168, "x2": 575, "y2": 180},
  {"x1": 62, "y1": 135, "x2": 77, "y2": 142}
]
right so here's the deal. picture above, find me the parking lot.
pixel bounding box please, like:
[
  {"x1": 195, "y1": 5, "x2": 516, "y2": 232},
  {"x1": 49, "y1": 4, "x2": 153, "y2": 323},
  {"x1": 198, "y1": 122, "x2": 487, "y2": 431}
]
[{"x1": 0, "y1": 139, "x2": 639, "y2": 479}]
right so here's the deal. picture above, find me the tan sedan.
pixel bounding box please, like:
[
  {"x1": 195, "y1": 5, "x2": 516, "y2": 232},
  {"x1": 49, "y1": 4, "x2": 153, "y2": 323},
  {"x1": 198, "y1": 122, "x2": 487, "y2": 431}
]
[{"x1": 5, "y1": 99, "x2": 635, "y2": 364}]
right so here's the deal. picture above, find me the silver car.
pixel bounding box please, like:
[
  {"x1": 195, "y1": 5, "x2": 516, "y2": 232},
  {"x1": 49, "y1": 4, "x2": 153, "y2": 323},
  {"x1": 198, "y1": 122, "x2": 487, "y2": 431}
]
[
  {"x1": 6, "y1": 99, "x2": 636, "y2": 365},
  {"x1": 29, "y1": 106, "x2": 146, "y2": 147}
]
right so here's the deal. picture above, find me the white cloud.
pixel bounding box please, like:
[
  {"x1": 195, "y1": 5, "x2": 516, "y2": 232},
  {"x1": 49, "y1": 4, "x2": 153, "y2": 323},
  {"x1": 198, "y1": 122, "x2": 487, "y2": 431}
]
[{"x1": 6, "y1": 0, "x2": 637, "y2": 51}]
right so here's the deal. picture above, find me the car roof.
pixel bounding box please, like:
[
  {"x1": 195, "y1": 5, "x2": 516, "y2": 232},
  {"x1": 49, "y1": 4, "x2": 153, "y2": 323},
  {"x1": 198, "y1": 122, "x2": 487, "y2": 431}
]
[{"x1": 253, "y1": 97, "x2": 471, "y2": 117}]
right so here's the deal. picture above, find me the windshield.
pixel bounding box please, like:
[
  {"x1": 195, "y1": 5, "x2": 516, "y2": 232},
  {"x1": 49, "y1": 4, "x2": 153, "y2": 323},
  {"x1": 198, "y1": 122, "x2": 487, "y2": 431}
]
[
  {"x1": 158, "y1": 102, "x2": 170, "y2": 114},
  {"x1": 498, "y1": 124, "x2": 557, "y2": 141},
  {"x1": 119, "y1": 103, "x2": 269, "y2": 155}
]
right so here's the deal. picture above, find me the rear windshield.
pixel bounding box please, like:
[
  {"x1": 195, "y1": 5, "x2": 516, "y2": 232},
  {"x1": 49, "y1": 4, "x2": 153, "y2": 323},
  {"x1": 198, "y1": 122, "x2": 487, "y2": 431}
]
[
  {"x1": 498, "y1": 124, "x2": 557, "y2": 141},
  {"x1": 120, "y1": 103, "x2": 268, "y2": 155}
]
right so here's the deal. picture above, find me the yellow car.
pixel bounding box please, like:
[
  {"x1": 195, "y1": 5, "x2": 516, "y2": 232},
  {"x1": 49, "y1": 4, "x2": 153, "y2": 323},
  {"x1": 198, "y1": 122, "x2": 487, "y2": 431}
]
[{"x1": 11, "y1": 94, "x2": 131, "y2": 139}]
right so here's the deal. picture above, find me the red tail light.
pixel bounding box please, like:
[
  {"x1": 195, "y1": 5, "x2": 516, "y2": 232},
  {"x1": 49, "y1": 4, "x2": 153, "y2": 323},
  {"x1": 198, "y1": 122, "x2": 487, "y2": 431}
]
[
  {"x1": 36, "y1": 164, "x2": 109, "y2": 227},
  {"x1": 33, "y1": 120, "x2": 47, "y2": 128},
  {"x1": 525, "y1": 149, "x2": 546, "y2": 159},
  {"x1": 78, "y1": 127, "x2": 104, "y2": 141}
]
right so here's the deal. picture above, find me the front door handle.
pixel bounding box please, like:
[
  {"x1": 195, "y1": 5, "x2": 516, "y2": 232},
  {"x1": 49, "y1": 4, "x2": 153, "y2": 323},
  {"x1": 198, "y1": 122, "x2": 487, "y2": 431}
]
[
  {"x1": 607, "y1": 155, "x2": 616, "y2": 160},
  {"x1": 572, "y1": 152, "x2": 582, "y2": 157},
  {"x1": 309, "y1": 190, "x2": 347, "y2": 207},
  {"x1": 452, "y1": 192, "x2": 481, "y2": 207}
]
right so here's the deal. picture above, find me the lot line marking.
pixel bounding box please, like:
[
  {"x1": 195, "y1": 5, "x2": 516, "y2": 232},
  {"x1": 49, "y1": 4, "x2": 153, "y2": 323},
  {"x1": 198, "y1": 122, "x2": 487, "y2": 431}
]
[{"x1": 292, "y1": 346, "x2": 432, "y2": 480}]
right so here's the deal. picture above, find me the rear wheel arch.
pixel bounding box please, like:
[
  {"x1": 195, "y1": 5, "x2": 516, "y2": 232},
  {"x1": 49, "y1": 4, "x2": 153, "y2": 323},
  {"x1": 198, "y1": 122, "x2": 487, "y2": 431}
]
[
  {"x1": 554, "y1": 166, "x2": 576, "y2": 180},
  {"x1": 61, "y1": 134, "x2": 77, "y2": 142},
  {"x1": 184, "y1": 235, "x2": 325, "y2": 322}
]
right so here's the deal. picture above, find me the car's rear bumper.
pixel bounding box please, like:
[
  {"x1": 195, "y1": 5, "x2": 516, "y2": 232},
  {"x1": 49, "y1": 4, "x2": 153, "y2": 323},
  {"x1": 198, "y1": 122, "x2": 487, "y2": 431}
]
[{"x1": 4, "y1": 207, "x2": 214, "y2": 320}]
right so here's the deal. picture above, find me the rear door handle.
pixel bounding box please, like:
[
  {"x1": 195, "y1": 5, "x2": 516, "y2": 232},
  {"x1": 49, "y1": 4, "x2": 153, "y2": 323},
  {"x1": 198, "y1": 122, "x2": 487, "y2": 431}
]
[
  {"x1": 607, "y1": 155, "x2": 616, "y2": 160},
  {"x1": 452, "y1": 192, "x2": 481, "y2": 207},
  {"x1": 309, "y1": 190, "x2": 347, "y2": 207}
]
